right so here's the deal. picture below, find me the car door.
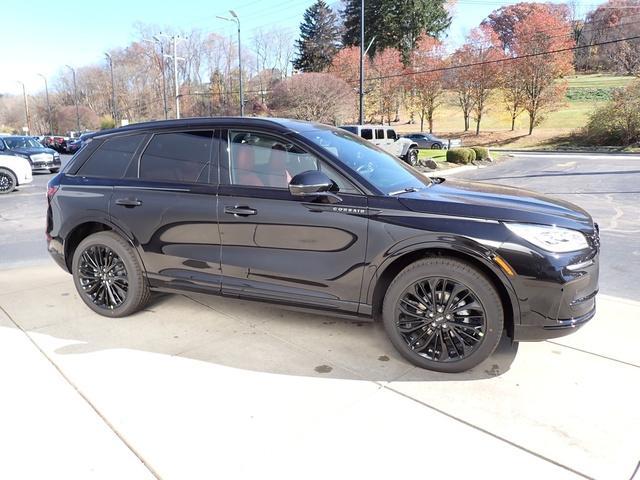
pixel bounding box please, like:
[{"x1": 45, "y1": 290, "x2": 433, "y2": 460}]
[
  {"x1": 109, "y1": 129, "x2": 222, "y2": 293},
  {"x1": 217, "y1": 129, "x2": 369, "y2": 313}
]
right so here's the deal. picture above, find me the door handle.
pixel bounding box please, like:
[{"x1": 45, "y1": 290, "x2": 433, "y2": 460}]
[
  {"x1": 224, "y1": 205, "x2": 257, "y2": 216},
  {"x1": 115, "y1": 198, "x2": 143, "y2": 208}
]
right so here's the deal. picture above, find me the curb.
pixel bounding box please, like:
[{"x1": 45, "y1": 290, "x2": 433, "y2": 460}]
[
  {"x1": 423, "y1": 163, "x2": 487, "y2": 177},
  {"x1": 493, "y1": 149, "x2": 640, "y2": 156}
]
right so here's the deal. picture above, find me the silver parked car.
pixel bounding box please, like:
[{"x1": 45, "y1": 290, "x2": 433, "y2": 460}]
[{"x1": 403, "y1": 133, "x2": 461, "y2": 150}]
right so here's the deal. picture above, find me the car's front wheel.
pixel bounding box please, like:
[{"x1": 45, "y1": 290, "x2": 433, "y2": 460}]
[
  {"x1": 72, "y1": 231, "x2": 150, "y2": 317},
  {"x1": 0, "y1": 168, "x2": 17, "y2": 194},
  {"x1": 50, "y1": 168, "x2": 60, "y2": 173},
  {"x1": 382, "y1": 257, "x2": 504, "y2": 373},
  {"x1": 431, "y1": 143, "x2": 443, "y2": 150}
]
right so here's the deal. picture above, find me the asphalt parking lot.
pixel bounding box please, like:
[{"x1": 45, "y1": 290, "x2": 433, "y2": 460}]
[{"x1": 0, "y1": 152, "x2": 639, "y2": 479}]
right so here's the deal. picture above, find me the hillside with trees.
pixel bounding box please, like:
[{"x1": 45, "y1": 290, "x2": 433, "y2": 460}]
[{"x1": 1, "y1": 0, "x2": 639, "y2": 148}]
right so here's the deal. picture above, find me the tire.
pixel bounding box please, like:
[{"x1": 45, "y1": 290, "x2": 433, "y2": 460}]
[
  {"x1": 431, "y1": 143, "x2": 443, "y2": 150},
  {"x1": 49, "y1": 168, "x2": 60, "y2": 173},
  {"x1": 0, "y1": 168, "x2": 17, "y2": 194},
  {"x1": 382, "y1": 257, "x2": 503, "y2": 373},
  {"x1": 72, "y1": 231, "x2": 150, "y2": 317},
  {"x1": 406, "y1": 148, "x2": 419, "y2": 166}
]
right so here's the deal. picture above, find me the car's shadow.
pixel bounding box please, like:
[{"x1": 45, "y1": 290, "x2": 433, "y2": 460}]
[{"x1": 23, "y1": 286, "x2": 519, "y2": 383}]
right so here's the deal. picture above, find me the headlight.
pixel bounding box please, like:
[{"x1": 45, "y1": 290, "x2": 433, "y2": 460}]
[
  {"x1": 15, "y1": 153, "x2": 30, "y2": 160},
  {"x1": 504, "y1": 223, "x2": 588, "y2": 253}
]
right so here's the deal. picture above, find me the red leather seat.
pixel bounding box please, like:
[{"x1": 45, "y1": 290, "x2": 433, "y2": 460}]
[
  {"x1": 265, "y1": 144, "x2": 292, "y2": 188},
  {"x1": 234, "y1": 144, "x2": 263, "y2": 186}
]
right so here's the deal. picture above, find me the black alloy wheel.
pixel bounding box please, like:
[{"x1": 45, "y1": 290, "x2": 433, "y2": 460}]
[
  {"x1": 0, "y1": 169, "x2": 16, "y2": 194},
  {"x1": 77, "y1": 245, "x2": 129, "y2": 310},
  {"x1": 396, "y1": 277, "x2": 486, "y2": 362},
  {"x1": 382, "y1": 257, "x2": 503, "y2": 372}
]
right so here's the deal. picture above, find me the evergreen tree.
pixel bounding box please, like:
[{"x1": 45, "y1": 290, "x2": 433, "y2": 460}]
[
  {"x1": 293, "y1": 0, "x2": 341, "y2": 72},
  {"x1": 342, "y1": 0, "x2": 451, "y2": 64}
]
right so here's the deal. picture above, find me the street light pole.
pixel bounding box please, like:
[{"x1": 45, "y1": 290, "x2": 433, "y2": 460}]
[
  {"x1": 217, "y1": 11, "x2": 244, "y2": 116},
  {"x1": 17, "y1": 81, "x2": 31, "y2": 135},
  {"x1": 37, "y1": 74, "x2": 52, "y2": 134},
  {"x1": 154, "y1": 35, "x2": 169, "y2": 120},
  {"x1": 105, "y1": 52, "x2": 117, "y2": 126},
  {"x1": 358, "y1": 0, "x2": 364, "y2": 125},
  {"x1": 143, "y1": 35, "x2": 170, "y2": 120},
  {"x1": 65, "y1": 65, "x2": 81, "y2": 134},
  {"x1": 173, "y1": 36, "x2": 181, "y2": 119}
]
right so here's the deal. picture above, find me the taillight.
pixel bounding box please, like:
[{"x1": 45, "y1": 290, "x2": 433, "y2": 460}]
[{"x1": 47, "y1": 185, "x2": 59, "y2": 202}]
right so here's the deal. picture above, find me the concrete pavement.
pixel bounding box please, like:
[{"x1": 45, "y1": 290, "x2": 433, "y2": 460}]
[{"x1": 0, "y1": 263, "x2": 638, "y2": 480}]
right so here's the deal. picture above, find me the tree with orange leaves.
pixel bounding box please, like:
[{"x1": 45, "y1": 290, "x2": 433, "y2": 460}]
[
  {"x1": 371, "y1": 48, "x2": 403, "y2": 125},
  {"x1": 467, "y1": 27, "x2": 503, "y2": 135},
  {"x1": 405, "y1": 36, "x2": 446, "y2": 133},
  {"x1": 512, "y1": 8, "x2": 574, "y2": 134}
]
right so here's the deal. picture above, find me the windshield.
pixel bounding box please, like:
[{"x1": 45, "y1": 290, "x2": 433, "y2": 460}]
[
  {"x1": 299, "y1": 126, "x2": 431, "y2": 195},
  {"x1": 4, "y1": 137, "x2": 42, "y2": 149}
]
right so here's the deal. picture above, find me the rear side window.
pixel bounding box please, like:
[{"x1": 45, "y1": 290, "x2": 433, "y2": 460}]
[
  {"x1": 77, "y1": 134, "x2": 145, "y2": 178},
  {"x1": 139, "y1": 131, "x2": 213, "y2": 184},
  {"x1": 375, "y1": 129, "x2": 385, "y2": 139},
  {"x1": 361, "y1": 129, "x2": 373, "y2": 140}
]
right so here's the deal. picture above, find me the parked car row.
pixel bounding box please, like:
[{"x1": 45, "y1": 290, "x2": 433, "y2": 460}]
[
  {"x1": 0, "y1": 136, "x2": 61, "y2": 174},
  {"x1": 39, "y1": 131, "x2": 95, "y2": 153}
]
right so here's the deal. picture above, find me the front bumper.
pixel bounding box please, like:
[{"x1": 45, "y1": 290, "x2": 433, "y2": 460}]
[{"x1": 498, "y1": 233, "x2": 600, "y2": 342}]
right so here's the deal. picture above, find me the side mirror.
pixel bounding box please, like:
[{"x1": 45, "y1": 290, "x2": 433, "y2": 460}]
[{"x1": 289, "y1": 170, "x2": 342, "y2": 203}]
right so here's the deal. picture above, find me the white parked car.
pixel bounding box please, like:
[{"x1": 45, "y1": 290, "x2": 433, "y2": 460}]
[
  {"x1": 0, "y1": 154, "x2": 33, "y2": 194},
  {"x1": 340, "y1": 125, "x2": 420, "y2": 166}
]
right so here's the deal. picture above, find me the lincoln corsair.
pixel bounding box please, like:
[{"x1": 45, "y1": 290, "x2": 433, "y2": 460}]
[{"x1": 46, "y1": 118, "x2": 599, "y2": 372}]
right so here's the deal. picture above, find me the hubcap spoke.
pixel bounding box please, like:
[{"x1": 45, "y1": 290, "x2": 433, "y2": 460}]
[
  {"x1": 396, "y1": 276, "x2": 486, "y2": 363},
  {"x1": 78, "y1": 244, "x2": 128, "y2": 310}
]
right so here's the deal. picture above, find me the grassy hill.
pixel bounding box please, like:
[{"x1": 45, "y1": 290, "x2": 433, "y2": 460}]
[{"x1": 393, "y1": 73, "x2": 636, "y2": 149}]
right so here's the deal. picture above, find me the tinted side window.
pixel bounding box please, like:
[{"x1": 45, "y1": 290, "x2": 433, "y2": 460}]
[
  {"x1": 140, "y1": 131, "x2": 213, "y2": 184},
  {"x1": 341, "y1": 126, "x2": 358, "y2": 134},
  {"x1": 77, "y1": 134, "x2": 145, "y2": 178},
  {"x1": 361, "y1": 129, "x2": 373, "y2": 140},
  {"x1": 375, "y1": 129, "x2": 385, "y2": 139},
  {"x1": 387, "y1": 129, "x2": 397, "y2": 140},
  {"x1": 228, "y1": 130, "x2": 319, "y2": 188}
]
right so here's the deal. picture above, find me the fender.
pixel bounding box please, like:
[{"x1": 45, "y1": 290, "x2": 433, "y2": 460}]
[{"x1": 361, "y1": 233, "x2": 521, "y2": 323}]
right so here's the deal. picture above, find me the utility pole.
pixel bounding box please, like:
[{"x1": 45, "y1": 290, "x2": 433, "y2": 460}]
[
  {"x1": 17, "y1": 81, "x2": 31, "y2": 135},
  {"x1": 105, "y1": 52, "x2": 117, "y2": 125},
  {"x1": 65, "y1": 65, "x2": 81, "y2": 134},
  {"x1": 37, "y1": 74, "x2": 52, "y2": 134},
  {"x1": 217, "y1": 10, "x2": 244, "y2": 116},
  {"x1": 163, "y1": 35, "x2": 185, "y2": 119},
  {"x1": 358, "y1": 0, "x2": 365, "y2": 125}
]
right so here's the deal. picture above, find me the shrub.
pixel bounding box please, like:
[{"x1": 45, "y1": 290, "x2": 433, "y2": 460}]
[
  {"x1": 99, "y1": 116, "x2": 116, "y2": 130},
  {"x1": 584, "y1": 80, "x2": 640, "y2": 146},
  {"x1": 471, "y1": 146, "x2": 490, "y2": 161},
  {"x1": 446, "y1": 147, "x2": 476, "y2": 164}
]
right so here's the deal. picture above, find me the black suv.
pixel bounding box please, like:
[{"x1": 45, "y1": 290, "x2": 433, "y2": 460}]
[{"x1": 46, "y1": 118, "x2": 599, "y2": 372}]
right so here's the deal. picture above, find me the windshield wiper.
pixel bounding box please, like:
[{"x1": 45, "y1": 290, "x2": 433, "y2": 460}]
[{"x1": 388, "y1": 187, "x2": 420, "y2": 196}]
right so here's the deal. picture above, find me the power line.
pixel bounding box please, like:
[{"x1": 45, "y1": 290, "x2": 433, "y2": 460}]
[{"x1": 361, "y1": 33, "x2": 640, "y2": 83}]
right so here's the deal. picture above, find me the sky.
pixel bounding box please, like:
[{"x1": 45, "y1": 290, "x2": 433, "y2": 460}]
[{"x1": 1, "y1": 0, "x2": 601, "y2": 95}]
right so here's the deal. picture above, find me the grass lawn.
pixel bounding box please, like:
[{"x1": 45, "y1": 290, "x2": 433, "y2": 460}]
[{"x1": 392, "y1": 73, "x2": 637, "y2": 150}]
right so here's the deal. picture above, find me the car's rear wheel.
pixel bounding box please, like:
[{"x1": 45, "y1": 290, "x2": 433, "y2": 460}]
[
  {"x1": 0, "y1": 168, "x2": 17, "y2": 194},
  {"x1": 431, "y1": 143, "x2": 443, "y2": 149},
  {"x1": 72, "y1": 231, "x2": 150, "y2": 317},
  {"x1": 382, "y1": 257, "x2": 503, "y2": 373}
]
